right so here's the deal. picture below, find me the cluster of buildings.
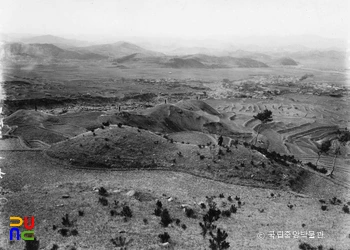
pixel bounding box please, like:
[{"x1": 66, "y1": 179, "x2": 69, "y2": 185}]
[{"x1": 217, "y1": 75, "x2": 348, "y2": 99}]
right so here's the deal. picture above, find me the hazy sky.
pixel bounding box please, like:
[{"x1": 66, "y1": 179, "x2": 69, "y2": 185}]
[{"x1": 0, "y1": 0, "x2": 348, "y2": 41}]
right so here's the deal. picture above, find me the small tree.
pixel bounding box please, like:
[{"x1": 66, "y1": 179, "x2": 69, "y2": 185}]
[
  {"x1": 160, "y1": 209, "x2": 172, "y2": 227},
  {"x1": 253, "y1": 109, "x2": 273, "y2": 145},
  {"x1": 158, "y1": 232, "x2": 170, "y2": 243},
  {"x1": 209, "y1": 228, "x2": 230, "y2": 250},
  {"x1": 199, "y1": 199, "x2": 221, "y2": 238},
  {"x1": 316, "y1": 140, "x2": 331, "y2": 166}
]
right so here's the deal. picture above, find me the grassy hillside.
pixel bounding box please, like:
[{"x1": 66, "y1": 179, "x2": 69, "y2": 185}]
[{"x1": 46, "y1": 123, "x2": 306, "y2": 192}]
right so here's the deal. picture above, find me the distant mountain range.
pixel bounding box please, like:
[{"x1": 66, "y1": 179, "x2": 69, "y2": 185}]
[
  {"x1": 1, "y1": 43, "x2": 107, "y2": 60},
  {"x1": 0, "y1": 34, "x2": 347, "y2": 69},
  {"x1": 21, "y1": 35, "x2": 92, "y2": 48},
  {"x1": 179, "y1": 54, "x2": 269, "y2": 68},
  {"x1": 70, "y1": 41, "x2": 164, "y2": 58}
]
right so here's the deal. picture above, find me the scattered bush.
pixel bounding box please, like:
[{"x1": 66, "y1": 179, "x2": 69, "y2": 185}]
[
  {"x1": 298, "y1": 242, "x2": 325, "y2": 250},
  {"x1": 181, "y1": 224, "x2": 187, "y2": 230},
  {"x1": 250, "y1": 144, "x2": 298, "y2": 166},
  {"x1": 175, "y1": 219, "x2": 181, "y2": 225},
  {"x1": 219, "y1": 193, "x2": 224, "y2": 198},
  {"x1": 321, "y1": 205, "x2": 327, "y2": 211},
  {"x1": 200, "y1": 155, "x2": 205, "y2": 160},
  {"x1": 58, "y1": 229, "x2": 69, "y2": 237},
  {"x1": 342, "y1": 205, "x2": 350, "y2": 214},
  {"x1": 221, "y1": 210, "x2": 231, "y2": 217},
  {"x1": 330, "y1": 197, "x2": 342, "y2": 205},
  {"x1": 185, "y1": 208, "x2": 196, "y2": 218},
  {"x1": 71, "y1": 229, "x2": 78, "y2": 236},
  {"x1": 156, "y1": 200, "x2": 162, "y2": 208},
  {"x1": 110, "y1": 210, "x2": 117, "y2": 216},
  {"x1": 110, "y1": 236, "x2": 130, "y2": 247},
  {"x1": 61, "y1": 214, "x2": 73, "y2": 227},
  {"x1": 78, "y1": 210, "x2": 84, "y2": 216},
  {"x1": 99, "y1": 197, "x2": 109, "y2": 206},
  {"x1": 98, "y1": 187, "x2": 108, "y2": 196},
  {"x1": 154, "y1": 207, "x2": 162, "y2": 216},
  {"x1": 205, "y1": 207, "x2": 221, "y2": 222},
  {"x1": 160, "y1": 209, "x2": 172, "y2": 227},
  {"x1": 158, "y1": 232, "x2": 170, "y2": 243},
  {"x1": 117, "y1": 123, "x2": 123, "y2": 128},
  {"x1": 339, "y1": 130, "x2": 350, "y2": 143},
  {"x1": 229, "y1": 205, "x2": 237, "y2": 214},
  {"x1": 305, "y1": 162, "x2": 327, "y2": 174},
  {"x1": 121, "y1": 206, "x2": 133, "y2": 218}
]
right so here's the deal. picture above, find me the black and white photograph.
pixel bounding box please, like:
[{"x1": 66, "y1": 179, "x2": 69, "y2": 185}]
[{"x1": 0, "y1": 0, "x2": 349, "y2": 249}]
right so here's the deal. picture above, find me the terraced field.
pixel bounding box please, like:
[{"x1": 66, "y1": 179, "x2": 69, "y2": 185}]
[{"x1": 206, "y1": 94, "x2": 350, "y2": 188}]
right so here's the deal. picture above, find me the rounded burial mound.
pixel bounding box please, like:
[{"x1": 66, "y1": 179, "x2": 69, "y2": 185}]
[
  {"x1": 276, "y1": 57, "x2": 298, "y2": 66},
  {"x1": 4, "y1": 109, "x2": 54, "y2": 126},
  {"x1": 46, "y1": 125, "x2": 178, "y2": 169},
  {"x1": 174, "y1": 100, "x2": 221, "y2": 116},
  {"x1": 140, "y1": 104, "x2": 216, "y2": 132}
]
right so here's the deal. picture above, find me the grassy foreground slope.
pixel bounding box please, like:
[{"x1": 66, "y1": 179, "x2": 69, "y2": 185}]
[{"x1": 46, "y1": 124, "x2": 305, "y2": 191}]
